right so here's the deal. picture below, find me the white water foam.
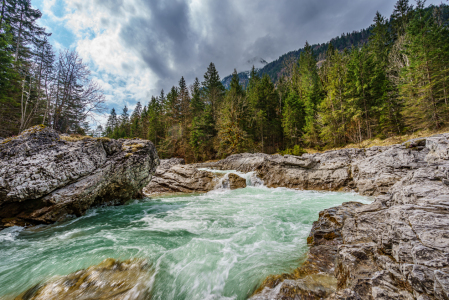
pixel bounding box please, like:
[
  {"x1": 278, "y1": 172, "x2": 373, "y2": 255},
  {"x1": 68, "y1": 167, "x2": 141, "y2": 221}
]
[{"x1": 0, "y1": 226, "x2": 24, "y2": 242}]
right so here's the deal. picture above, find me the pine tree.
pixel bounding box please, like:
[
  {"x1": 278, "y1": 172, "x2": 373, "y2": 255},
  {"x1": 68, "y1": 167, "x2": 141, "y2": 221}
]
[
  {"x1": 282, "y1": 89, "x2": 305, "y2": 146},
  {"x1": 190, "y1": 77, "x2": 203, "y2": 116},
  {"x1": 370, "y1": 11, "x2": 403, "y2": 136},
  {"x1": 105, "y1": 108, "x2": 118, "y2": 136},
  {"x1": 391, "y1": 0, "x2": 414, "y2": 38},
  {"x1": 130, "y1": 101, "x2": 142, "y2": 137},
  {"x1": 216, "y1": 69, "x2": 251, "y2": 157},
  {"x1": 119, "y1": 105, "x2": 129, "y2": 137},
  {"x1": 202, "y1": 62, "x2": 225, "y2": 120},
  {"x1": 319, "y1": 47, "x2": 349, "y2": 146},
  {"x1": 296, "y1": 41, "x2": 322, "y2": 145}
]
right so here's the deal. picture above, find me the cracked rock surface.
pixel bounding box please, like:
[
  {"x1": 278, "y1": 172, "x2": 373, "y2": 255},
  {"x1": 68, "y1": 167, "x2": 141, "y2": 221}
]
[{"x1": 0, "y1": 126, "x2": 159, "y2": 229}]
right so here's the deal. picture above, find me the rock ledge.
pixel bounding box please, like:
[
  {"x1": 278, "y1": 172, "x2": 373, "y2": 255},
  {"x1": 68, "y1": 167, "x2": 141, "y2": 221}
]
[{"x1": 0, "y1": 126, "x2": 159, "y2": 229}]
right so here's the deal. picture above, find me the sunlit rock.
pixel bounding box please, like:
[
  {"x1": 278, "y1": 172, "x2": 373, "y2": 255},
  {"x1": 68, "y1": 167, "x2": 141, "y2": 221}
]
[{"x1": 14, "y1": 258, "x2": 152, "y2": 300}]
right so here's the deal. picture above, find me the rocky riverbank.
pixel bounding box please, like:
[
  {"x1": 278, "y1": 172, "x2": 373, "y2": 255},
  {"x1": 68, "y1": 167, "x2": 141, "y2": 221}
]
[
  {"x1": 146, "y1": 134, "x2": 449, "y2": 299},
  {"x1": 0, "y1": 125, "x2": 159, "y2": 229}
]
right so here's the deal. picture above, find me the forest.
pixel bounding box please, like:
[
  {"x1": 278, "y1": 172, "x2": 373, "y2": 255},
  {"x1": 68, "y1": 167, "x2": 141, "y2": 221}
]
[
  {"x1": 1, "y1": 0, "x2": 448, "y2": 163},
  {"x1": 0, "y1": 0, "x2": 105, "y2": 138}
]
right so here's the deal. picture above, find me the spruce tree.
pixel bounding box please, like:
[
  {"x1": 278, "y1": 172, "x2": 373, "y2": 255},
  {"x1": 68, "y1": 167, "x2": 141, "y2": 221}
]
[
  {"x1": 216, "y1": 69, "x2": 251, "y2": 157},
  {"x1": 190, "y1": 77, "x2": 203, "y2": 116},
  {"x1": 296, "y1": 41, "x2": 322, "y2": 145},
  {"x1": 202, "y1": 62, "x2": 225, "y2": 120}
]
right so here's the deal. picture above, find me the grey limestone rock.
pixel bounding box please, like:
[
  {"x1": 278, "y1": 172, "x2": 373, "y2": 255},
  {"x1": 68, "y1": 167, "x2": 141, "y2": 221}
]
[{"x1": 0, "y1": 125, "x2": 159, "y2": 229}]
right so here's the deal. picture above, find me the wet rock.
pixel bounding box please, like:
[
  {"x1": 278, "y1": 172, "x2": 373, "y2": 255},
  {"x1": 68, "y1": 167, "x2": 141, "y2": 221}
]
[
  {"x1": 143, "y1": 159, "x2": 221, "y2": 195},
  {"x1": 199, "y1": 151, "x2": 362, "y2": 192},
  {"x1": 0, "y1": 126, "x2": 159, "y2": 229},
  {"x1": 14, "y1": 258, "x2": 152, "y2": 300},
  {"x1": 228, "y1": 173, "x2": 247, "y2": 190}
]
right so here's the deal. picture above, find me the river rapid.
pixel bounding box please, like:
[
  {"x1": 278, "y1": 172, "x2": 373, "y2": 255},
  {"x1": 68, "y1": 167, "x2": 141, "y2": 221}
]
[{"x1": 0, "y1": 170, "x2": 370, "y2": 300}]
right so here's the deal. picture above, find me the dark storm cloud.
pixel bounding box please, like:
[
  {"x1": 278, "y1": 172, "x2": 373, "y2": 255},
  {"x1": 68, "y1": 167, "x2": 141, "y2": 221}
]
[{"x1": 88, "y1": 0, "x2": 438, "y2": 92}]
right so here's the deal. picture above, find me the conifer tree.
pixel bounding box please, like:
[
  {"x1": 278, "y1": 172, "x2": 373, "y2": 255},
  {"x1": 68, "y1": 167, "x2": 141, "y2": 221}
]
[
  {"x1": 319, "y1": 47, "x2": 349, "y2": 145},
  {"x1": 391, "y1": 0, "x2": 414, "y2": 38},
  {"x1": 130, "y1": 101, "x2": 142, "y2": 137},
  {"x1": 282, "y1": 89, "x2": 305, "y2": 146},
  {"x1": 296, "y1": 42, "x2": 322, "y2": 145},
  {"x1": 370, "y1": 11, "x2": 403, "y2": 135},
  {"x1": 105, "y1": 108, "x2": 117, "y2": 136},
  {"x1": 190, "y1": 77, "x2": 203, "y2": 116},
  {"x1": 401, "y1": 1, "x2": 449, "y2": 129},
  {"x1": 217, "y1": 69, "x2": 251, "y2": 157},
  {"x1": 202, "y1": 62, "x2": 225, "y2": 120}
]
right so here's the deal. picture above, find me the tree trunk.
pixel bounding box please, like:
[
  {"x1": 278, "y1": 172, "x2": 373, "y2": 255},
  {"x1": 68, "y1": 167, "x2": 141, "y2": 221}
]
[
  {"x1": 15, "y1": 10, "x2": 23, "y2": 63},
  {"x1": 0, "y1": 0, "x2": 6, "y2": 28}
]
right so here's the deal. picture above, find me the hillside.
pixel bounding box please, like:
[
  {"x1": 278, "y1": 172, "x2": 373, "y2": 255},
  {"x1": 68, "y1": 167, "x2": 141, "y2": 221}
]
[{"x1": 222, "y1": 27, "x2": 371, "y2": 88}]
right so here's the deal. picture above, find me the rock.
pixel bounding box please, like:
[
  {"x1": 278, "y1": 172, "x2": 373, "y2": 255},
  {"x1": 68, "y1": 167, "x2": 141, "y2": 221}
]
[
  {"x1": 158, "y1": 157, "x2": 185, "y2": 169},
  {"x1": 143, "y1": 159, "x2": 222, "y2": 195},
  {"x1": 199, "y1": 151, "x2": 361, "y2": 191},
  {"x1": 250, "y1": 133, "x2": 449, "y2": 300},
  {"x1": 14, "y1": 258, "x2": 152, "y2": 300},
  {"x1": 0, "y1": 125, "x2": 159, "y2": 229},
  {"x1": 228, "y1": 173, "x2": 247, "y2": 190},
  {"x1": 144, "y1": 160, "x2": 250, "y2": 194}
]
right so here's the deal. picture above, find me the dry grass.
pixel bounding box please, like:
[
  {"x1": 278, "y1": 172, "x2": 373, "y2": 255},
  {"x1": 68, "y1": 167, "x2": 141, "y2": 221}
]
[
  {"x1": 60, "y1": 134, "x2": 93, "y2": 142},
  {"x1": 304, "y1": 127, "x2": 449, "y2": 154},
  {"x1": 60, "y1": 135, "x2": 111, "y2": 142},
  {"x1": 1, "y1": 125, "x2": 47, "y2": 144},
  {"x1": 122, "y1": 143, "x2": 145, "y2": 153}
]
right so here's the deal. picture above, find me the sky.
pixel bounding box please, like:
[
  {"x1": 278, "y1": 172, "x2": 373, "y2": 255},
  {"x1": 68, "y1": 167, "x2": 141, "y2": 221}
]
[{"x1": 32, "y1": 0, "x2": 444, "y2": 127}]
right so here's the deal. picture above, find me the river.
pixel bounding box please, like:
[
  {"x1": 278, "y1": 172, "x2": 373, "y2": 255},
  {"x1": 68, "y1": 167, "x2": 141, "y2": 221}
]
[{"x1": 0, "y1": 170, "x2": 370, "y2": 300}]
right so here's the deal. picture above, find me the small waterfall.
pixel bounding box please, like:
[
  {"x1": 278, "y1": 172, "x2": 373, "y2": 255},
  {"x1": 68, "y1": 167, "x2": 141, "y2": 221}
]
[
  {"x1": 214, "y1": 173, "x2": 231, "y2": 190},
  {"x1": 244, "y1": 171, "x2": 264, "y2": 187},
  {"x1": 197, "y1": 168, "x2": 264, "y2": 190}
]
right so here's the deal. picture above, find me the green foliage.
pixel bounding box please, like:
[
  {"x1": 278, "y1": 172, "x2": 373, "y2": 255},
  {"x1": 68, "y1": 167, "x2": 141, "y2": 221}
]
[{"x1": 279, "y1": 145, "x2": 306, "y2": 156}]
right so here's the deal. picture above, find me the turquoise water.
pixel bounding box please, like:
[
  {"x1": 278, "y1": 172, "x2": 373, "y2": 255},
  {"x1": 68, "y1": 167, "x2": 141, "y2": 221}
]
[{"x1": 0, "y1": 174, "x2": 370, "y2": 300}]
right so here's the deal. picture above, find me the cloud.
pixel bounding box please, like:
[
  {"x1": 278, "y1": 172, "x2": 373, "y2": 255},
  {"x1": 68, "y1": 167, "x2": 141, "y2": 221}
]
[{"x1": 38, "y1": 0, "x2": 443, "y2": 123}]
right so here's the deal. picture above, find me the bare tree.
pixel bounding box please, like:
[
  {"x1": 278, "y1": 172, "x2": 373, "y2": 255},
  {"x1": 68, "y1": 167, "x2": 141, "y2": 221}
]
[{"x1": 49, "y1": 49, "x2": 105, "y2": 133}]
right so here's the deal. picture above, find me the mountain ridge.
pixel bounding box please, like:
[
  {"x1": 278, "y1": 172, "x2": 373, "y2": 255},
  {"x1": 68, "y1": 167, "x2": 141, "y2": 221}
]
[{"x1": 222, "y1": 27, "x2": 372, "y2": 88}]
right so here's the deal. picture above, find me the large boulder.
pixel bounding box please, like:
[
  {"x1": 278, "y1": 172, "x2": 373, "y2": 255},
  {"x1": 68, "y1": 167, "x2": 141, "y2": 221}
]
[{"x1": 0, "y1": 125, "x2": 159, "y2": 229}]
